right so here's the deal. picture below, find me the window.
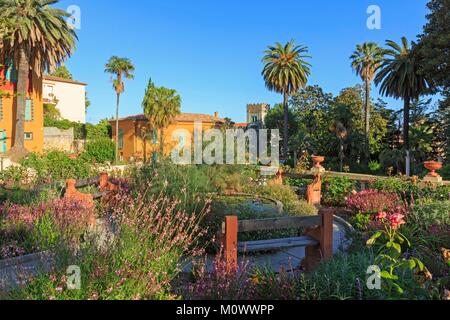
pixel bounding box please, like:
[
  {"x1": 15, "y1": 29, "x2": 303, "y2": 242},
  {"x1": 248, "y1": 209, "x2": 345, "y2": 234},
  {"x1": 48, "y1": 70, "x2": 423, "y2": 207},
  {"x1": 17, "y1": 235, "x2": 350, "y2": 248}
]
[
  {"x1": 0, "y1": 130, "x2": 6, "y2": 153},
  {"x1": 251, "y1": 115, "x2": 258, "y2": 123},
  {"x1": 25, "y1": 98, "x2": 34, "y2": 121},
  {"x1": 179, "y1": 132, "x2": 185, "y2": 148},
  {"x1": 152, "y1": 130, "x2": 158, "y2": 144},
  {"x1": 119, "y1": 128, "x2": 124, "y2": 149},
  {"x1": 0, "y1": 98, "x2": 3, "y2": 121},
  {"x1": 24, "y1": 132, "x2": 33, "y2": 140},
  {"x1": 4, "y1": 59, "x2": 17, "y2": 83}
]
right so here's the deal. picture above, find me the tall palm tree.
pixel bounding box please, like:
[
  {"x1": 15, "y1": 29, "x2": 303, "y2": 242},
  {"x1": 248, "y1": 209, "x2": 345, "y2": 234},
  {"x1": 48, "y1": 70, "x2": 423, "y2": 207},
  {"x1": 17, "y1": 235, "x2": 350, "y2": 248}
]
[
  {"x1": 375, "y1": 37, "x2": 429, "y2": 176},
  {"x1": 0, "y1": 0, "x2": 77, "y2": 158},
  {"x1": 262, "y1": 40, "x2": 311, "y2": 158},
  {"x1": 142, "y1": 79, "x2": 181, "y2": 155},
  {"x1": 350, "y1": 42, "x2": 384, "y2": 154},
  {"x1": 105, "y1": 56, "x2": 135, "y2": 163}
]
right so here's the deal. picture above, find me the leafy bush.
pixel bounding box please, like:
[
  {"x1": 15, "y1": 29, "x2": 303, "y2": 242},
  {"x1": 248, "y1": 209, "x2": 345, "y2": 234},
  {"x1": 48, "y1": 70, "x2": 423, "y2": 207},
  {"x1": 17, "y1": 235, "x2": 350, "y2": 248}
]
[
  {"x1": 368, "y1": 161, "x2": 382, "y2": 173},
  {"x1": 440, "y1": 164, "x2": 450, "y2": 180},
  {"x1": 322, "y1": 176, "x2": 355, "y2": 206},
  {"x1": 249, "y1": 184, "x2": 317, "y2": 216},
  {"x1": 81, "y1": 138, "x2": 115, "y2": 164},
  {"x1": 20, "y1": 151, "x2": 94, "y2": 183},
  {"x1": 44, "y1": 118, "x2": 85, "y2": 140}
]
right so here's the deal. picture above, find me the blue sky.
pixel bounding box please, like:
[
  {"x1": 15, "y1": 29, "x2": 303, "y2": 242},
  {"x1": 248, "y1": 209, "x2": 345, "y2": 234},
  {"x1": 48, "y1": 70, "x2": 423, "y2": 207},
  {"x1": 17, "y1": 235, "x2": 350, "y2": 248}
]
[{"x1": 56, "y1": 0, "x2": 430, "y2": 124}]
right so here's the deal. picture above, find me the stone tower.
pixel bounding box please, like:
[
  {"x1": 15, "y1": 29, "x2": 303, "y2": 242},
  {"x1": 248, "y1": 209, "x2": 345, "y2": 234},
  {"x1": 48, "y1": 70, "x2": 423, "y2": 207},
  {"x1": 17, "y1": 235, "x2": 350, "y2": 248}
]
[{"x1": 247, "y1": 103, "x2": 270, "y2": 125}]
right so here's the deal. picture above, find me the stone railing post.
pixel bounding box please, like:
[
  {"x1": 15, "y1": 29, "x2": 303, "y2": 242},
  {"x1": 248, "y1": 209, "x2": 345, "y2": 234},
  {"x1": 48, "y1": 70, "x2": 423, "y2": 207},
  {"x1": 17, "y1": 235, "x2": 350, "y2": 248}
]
[{"x1": 307, "y1": 156, "x2": 325, "y2": 206}]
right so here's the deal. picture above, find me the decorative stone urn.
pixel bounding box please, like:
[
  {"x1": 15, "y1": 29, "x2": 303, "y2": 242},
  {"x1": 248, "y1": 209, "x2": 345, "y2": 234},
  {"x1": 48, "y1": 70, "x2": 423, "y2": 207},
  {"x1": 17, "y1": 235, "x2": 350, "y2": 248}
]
[
  {"x1": 424, "y1": 161, "x2": 442, "y2": 177},
  {"x1": 311, "y1": 156, "x2": 325, "y2": 173}
]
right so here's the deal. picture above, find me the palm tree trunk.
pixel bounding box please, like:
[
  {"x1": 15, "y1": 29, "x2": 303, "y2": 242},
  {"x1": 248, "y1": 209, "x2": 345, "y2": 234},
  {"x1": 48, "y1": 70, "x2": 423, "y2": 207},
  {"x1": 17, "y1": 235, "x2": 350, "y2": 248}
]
[
  {"x1": 115, "y1": 93, "x2": 120, "y2": 164},
  {"x1": 365, "y1": 79, "x2": 371, "y2": 156},
  {"x1": 339, "y1": 139, "x2": 344, "y2": 172},
  {"x1": 403, "y1": 96, "x2": 411, "y2": 177},
  {"x1": 11, "y1": 48, "x2": 28, "y2": 154},
  {"x1": 283, "y1": 91, "x2": 289, "y2": 159}
]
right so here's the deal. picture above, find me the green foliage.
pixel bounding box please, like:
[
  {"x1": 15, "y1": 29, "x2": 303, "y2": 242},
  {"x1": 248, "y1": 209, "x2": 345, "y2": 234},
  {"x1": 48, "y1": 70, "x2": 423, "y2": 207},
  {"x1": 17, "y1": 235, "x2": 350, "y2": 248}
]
[
  {"x1": 142, "y1": 79, "x2": 181, "y2": 151},
  {"x1": 368, "y1": 161, "x2": 382, "y2": 173},
  {"x1": 367, "y1": 221, "x2": 427, "y2": 297},
  {"x1": 43, "y1": 103, "x2": 61, "y2": 120},
  {"x1": 416, "y1": 0, "x2": 450, "y2": 94},
  {"x1": 85, "y1": 119, "x2": 112, "y2": 140},
  {"x1": 44, "y1": 118, "x2": 85, "y2": 140},
  {"x1": 250, "y1": 184, "x2": 317, "y2": 216},
  {"x1": 50, "y1": 65, "x2": 73, "y2": 79},
  {"x1": 20, "y1": 151, "x2": 94, "y2": 183},
  {"x1": 351, "y1": 213, "x2": 372, "y2": 231},
  {"x1": 82, "y1": 138, "x2": 115, "y2": 164},
  {"x1": 264, "y1": 103, "x2": 298, "y2": 139},
  {"x1": 31, "y1": 213, "x2": 61, "y2": 251},
  {"x1": 322, "y1": 176, "x2": 355, "y2": 206}
]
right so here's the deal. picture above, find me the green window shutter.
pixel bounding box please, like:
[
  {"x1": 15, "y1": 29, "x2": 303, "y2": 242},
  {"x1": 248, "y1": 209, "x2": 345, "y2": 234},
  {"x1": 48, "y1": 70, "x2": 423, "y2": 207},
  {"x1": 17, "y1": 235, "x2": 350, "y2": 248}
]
[
  {"x1": 0, "y1": 130, "x2": 6, "y2": 153},
  {"x1": 0, "y1": 98, "x2": 3, "y2": 120},
  {"x1": 152, "y1": 130, "x2": 158, "y2": 144},
  {"x1": 4, "y1": 59, "x2": 17, "y2": 83},
  {"x1": 119, "y1": 128, "x2": 124, "y2": 149},
  {"x1": 25, "y1": 98, "x2": 34, "y2": 121},
  {"x1": 152, "y1": 151, "x2": 158, "y2": 162}
]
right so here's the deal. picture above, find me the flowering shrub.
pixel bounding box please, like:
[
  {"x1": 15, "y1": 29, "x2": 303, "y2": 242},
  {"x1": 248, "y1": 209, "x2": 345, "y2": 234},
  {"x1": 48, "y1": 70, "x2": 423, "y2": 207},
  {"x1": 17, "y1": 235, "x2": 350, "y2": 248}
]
[
  {"x1": 188, "y1": 254, "x2": 255, "y2": 300},
  {"x1": 0, "y1": 197, "x2": 95, "y2": 251},
  {"x1": 367, "y1": 210, "x2": 429, "y2": 296},
  {"x1": 12, "y1": 184, "x2": 209, "y2": 300},
  {"x1": 346, "y1": 189, "x2": 400, "y2": 215}
]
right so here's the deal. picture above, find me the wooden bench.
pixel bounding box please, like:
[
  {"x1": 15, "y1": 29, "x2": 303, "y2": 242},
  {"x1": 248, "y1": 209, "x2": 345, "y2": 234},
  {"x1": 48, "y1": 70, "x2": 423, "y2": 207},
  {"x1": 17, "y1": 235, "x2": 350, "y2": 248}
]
[{"x1": 221, "y1": 208, "x2": 334, "y2": 272}]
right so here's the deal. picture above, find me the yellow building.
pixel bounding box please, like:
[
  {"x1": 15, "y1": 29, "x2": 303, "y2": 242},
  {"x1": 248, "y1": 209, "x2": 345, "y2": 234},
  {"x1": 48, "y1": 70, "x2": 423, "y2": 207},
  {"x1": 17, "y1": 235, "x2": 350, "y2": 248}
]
[
  {"x1": 0, "y1": 59, "x2": 44, "y2": 154},
  {"x1": 110, "y1": 112, "x2": 224, "y2": 161}
]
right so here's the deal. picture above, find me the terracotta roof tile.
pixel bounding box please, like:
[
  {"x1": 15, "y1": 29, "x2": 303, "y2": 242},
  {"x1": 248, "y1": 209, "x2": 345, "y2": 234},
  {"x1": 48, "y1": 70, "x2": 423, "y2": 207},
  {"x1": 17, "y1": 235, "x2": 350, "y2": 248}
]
[{"x1": 114, "y1": 113, "x2": 225, "y2": 123}]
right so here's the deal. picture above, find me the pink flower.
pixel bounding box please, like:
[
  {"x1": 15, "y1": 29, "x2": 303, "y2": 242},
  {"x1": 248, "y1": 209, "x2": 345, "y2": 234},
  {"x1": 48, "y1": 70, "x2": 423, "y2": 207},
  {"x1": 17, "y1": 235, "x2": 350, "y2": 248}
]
[
  {"x1": 375, "y1": 211, "x2": 387, "y2": 220},
  {"x1": 388, "y1": 213, "x2": 406, "y2": 230}
]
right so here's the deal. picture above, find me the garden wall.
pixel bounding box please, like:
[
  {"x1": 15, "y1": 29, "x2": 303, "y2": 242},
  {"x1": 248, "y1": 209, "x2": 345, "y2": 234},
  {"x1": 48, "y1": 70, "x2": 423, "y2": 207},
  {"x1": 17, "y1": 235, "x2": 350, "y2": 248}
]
[{"x1": 44, "y1": 127, "x2": 74, "y2": 152}]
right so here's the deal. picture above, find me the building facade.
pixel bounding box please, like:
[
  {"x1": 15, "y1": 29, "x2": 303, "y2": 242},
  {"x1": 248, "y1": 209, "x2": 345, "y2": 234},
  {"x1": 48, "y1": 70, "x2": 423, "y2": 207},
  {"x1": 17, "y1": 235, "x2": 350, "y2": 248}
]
[
  {"x1": 43, "y1": 75, "x2": 87, "y2": 124},
  {"x1": 0, "y1": 59, "x2": 44, "y2": 154},
  {"x1": 247, "y1": 103, "x2": 270, "y2": 125},
  {"x1": 110, "y1": 112, "x2": 224, "y2": 162}
]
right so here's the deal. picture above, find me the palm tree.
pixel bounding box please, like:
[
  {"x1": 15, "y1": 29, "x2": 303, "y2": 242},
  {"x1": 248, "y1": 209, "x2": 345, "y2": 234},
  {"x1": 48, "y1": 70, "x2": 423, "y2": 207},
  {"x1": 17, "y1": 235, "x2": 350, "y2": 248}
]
[
  {"x1": 350, "y1": 42, "x2": 384, "y2": 154},
  {"x1": 262, "y1": 40, "x2": 311, "y2": 158},
  {"x1": 0, "y1": 0, "x2": 77, "y2": 158},
  {"x1": 105, "y1": 56, "x2": 135, "y2": 163},
  {"x1": 375, "y1": 37, "x2": 429, "y2": 176},
  {"x1": 142, "y1": 79, "x2": 181, "y2": 155}
]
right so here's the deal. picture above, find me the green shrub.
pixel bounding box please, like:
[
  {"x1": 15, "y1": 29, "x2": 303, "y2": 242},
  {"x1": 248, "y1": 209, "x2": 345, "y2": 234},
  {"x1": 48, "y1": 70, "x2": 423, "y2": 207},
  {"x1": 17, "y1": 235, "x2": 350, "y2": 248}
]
[
  {"x1": 82, "y1": 138, "x2": 115, "y2": 164},
  {"x1": 303, "y1": 250, "x2": 430, "y2": 300},
  {"x1": 322, "y1": 176, "x2": 355, "y2": 206},
  {"x1": 249, "y1": 184, "x2": 317, "y2": 216},
  {"x1": 440, "y1": 164, "x2": 450, "y2": 180},
  {"x1": 20, "y1": 151, "x2": 94, "y2": 183}
]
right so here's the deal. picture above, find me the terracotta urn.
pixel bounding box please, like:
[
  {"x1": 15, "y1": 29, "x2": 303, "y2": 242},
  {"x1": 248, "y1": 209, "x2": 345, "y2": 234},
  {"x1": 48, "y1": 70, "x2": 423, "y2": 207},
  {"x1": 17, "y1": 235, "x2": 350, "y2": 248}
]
[
  {"x1": 312, "y1": 156, "x2": 325, "y2": 169},
  {"x1": 424, "y1": 161, "x2": 442, "y2": 177}
]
